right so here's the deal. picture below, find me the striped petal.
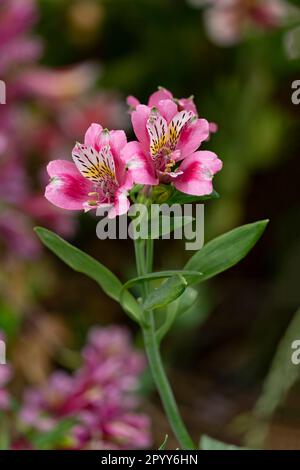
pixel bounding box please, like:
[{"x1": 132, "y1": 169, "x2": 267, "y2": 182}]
[
  {"x1": 146, "y1": 113, "x2": 168, "y2": 158},
  {"x1": 168, "y1": 110, "x2": 195, "y2": 151},
  {"x1": 72, "y1": 143, "x2": 116, "y2": 184}
]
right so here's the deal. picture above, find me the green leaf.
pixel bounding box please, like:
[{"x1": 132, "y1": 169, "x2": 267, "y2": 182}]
[
  {"x1": 158, "y1": 434, "x2": 169, "y2": 450},
  {"x1": 143, "y1": 275, "x2": 187, "y2": 311},
  {"x1": 120, "y1": 270, "x2": 202, "y2": 315},
  {"x1": 200, "y1": 435, "x2": 246, "y2": 450},
  {"x1": 35, "y1": 227, "x2": 141, "y2": 322},
  {"x1": 246, "y1": 306, "x2": 300, "y2": 448},
  {"x1": 156, "y1": 287, "x2": 198, "y2": 342},
  {"x1": 168, "y1": 189, "x2": 219, "y2": 205},
  {"x1": 121, "y1": 270, "x2": 203, "y2": 292},
  {"x1": 185, "y1": 220, "x2": 269, "y2": 284},
  {"x1": 171, "y1": 286, "x2": 198, "y2": 316}
]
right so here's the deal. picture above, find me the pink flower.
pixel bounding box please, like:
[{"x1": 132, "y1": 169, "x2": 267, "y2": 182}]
[
  {"x1": 19, "y1": 326, "x2": 152, "y2": 450},
  {"x1": 197, "y1": 0, "x2": 287, "y2": 46},
  {"x1": 123, "y1": 92, "x2": 222, "y2": 196},
  {"x1": 45, "y1": 124, "x2": 134, "y2": 218},
  {"x1": 21, "y1": 63, "x2": 99, "y2": 101},
  {"x1": 0, "y1": 0, "x2": 42, "y2": 76}
]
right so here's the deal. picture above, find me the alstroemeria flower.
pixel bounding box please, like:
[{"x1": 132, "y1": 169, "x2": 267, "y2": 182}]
[
  {"x1": 45, "y1": 124, "x2": 133, "y2": 218},
  {"x1": 122, "y1": 97, "x2": 222, "y2": 196}
]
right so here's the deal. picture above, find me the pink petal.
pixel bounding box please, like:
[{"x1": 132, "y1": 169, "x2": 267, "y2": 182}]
[
  {"x1": 84, "y1": 123, "x2": 103, "y2": 150},
  {"x1": 45, "y1": 160, "x2": 93, "y2": 210},
  {"x1": 108, "y1": 190, "x2": 130, "y2": 219},
  {"x1": 131, "y1": 105, "x2": 151, "y2": 150},
  {"x1": 120, "y1": 169, "x2": 134, "y2": 192},
  {"x1": 177, "y1": 118, "x2": 210, "y2": 158},
  {"x1": 174, "y1": 151, "x2": 222, "y2": 196},
  {"x1": 196, "y1": 150, "x2": 223, "y2": 173},
  {"x1": 121, "y1": 141, "x2": 158, "y2": 186},
  {"x1": 109, "y1": 130, "x2": 127, "y2": 156},
  {"x1": 177, "y1": 97, "x2": 198, "y2": 115},
  {"x1": 209, "y1": 121, "x2": 218, "y2": 134},
  {"x1": 148, "y1": 88, "x2": 173, "y2": 107},
  {"x1": 127, "y1": 95, "x2": 140, "y2": 110},
  {"x1": 109, "y1": 130, "x2": 128, "y2": 184},
  {"x1": 156, "y1": 99, "x2": 178, "y2": 123}
]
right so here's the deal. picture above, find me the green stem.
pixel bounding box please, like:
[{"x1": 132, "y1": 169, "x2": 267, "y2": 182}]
[
  {"x1": 135, "y1": 236, "x2": 195, "y2": 450},
  {"x1": 146, "y1": 237, "x2": 154, "y2": 276},
  {"x1": 143, "y1": 316, "x2": 195, "y2": 449}
]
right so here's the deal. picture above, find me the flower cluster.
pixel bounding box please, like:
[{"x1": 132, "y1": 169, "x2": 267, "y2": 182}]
[
  {"x1": 19, "y1": 326, "x2": 151, "y2": 450},
  {"x1": 189, "y1": 0, "x2": 287, "y2": 46},
  {"x1": 45, "y1": 88, "x2": 223, "y2": 217}
]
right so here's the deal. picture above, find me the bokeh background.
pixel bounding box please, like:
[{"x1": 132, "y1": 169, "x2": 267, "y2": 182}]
[{"x1": 1, "y1": 0, "x2": 300, "y2": 449}]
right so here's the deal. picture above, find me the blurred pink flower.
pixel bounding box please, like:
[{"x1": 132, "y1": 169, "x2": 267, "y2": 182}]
[
  {"x1": 0, "y1": 209, "x2": 42, "y2": 259},
  {"x1": 195, "y1": 0, "x2": 288, "y2": 46},
  {"x1": 123, "y1": 93, "x2": 222, "y2": 196},
  {"x1": 0, "y1": 0, "x2": 42, "y2": 76},
  {"x1": 45, "y1": 124, "x2": 134, "y2": 217},
  {"x1": 0, "y1": 366, "x2": 12, "y2": 411},
  {"x1": 0, "y1": 2, "x2": 115, "y2": 259},
  {"x1": 21, "y1": 63, "x2": 100, "y2": 101},
  {"x1": 20, "y1": 326, "x2": 152, "y2": 450}
]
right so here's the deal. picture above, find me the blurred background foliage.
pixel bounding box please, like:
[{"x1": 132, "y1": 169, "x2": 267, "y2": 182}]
[{"x1": 1, "y1": 0, "x2": 300, "y2": 448}]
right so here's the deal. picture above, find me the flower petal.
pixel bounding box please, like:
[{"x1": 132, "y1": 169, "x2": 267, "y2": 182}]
[
  {"x1": 45, "y1": 160, "x2": 93, "y2": 210},
  {"x1": 156, "y1": 99, "x2": 178, "y2": 123},
  {"x1": 121, "y1": 141, "x2": 158, "y2": 185},
  {"x1": 177, "y1": 97, "x2": 198, "y2": 115},
  {"x1": 177, "y1": 118, "x2": 210, "y2": 157},
  {"x1": 127, "y1": 95, "x2": 140, "y2": 110},
  {"x1": 146, "y1": 112, "x2": 168, "y2": 158},
  {"x1": 168, "y1": 110, "x2": 195, "y2": 151},
  {"x1": 131, "y1": 105, "x2": 151, "y2": 149},
  {"x1": 109, "y1": 130, "x2": 127, "y2": 156},
  {"x1": 72, "y1": 143, "x2": 116, "y2": 184},
  {"x1": 174, "y1": 151, "x2": 222, "y2": 196},
  {"x1": 108, "y1": 189, "x2": 130, "y2": 219},
  {"x1": 148, "y1": 88, "x2": 173, "y2": 107},
  {"x1": 84, "y1": 123, "x2": 103, "y2": 150}
]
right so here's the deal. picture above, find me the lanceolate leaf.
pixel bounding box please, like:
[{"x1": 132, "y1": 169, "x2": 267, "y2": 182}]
[
  {"x1": 34, "y1": 227, "x2": 141, "y2": 322},
  {"x1": 185, "y1": 220, "x2": 269, "y2": 284},
  {"x1": 156, "y1": 287, "x2": 198, "y2": 342},
  {"x1": 143, "y1": 275, "x2": 188, "y2": 311},
  {"x1": 120, "y1": 270, "x2": 202, "y2": 313}
]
